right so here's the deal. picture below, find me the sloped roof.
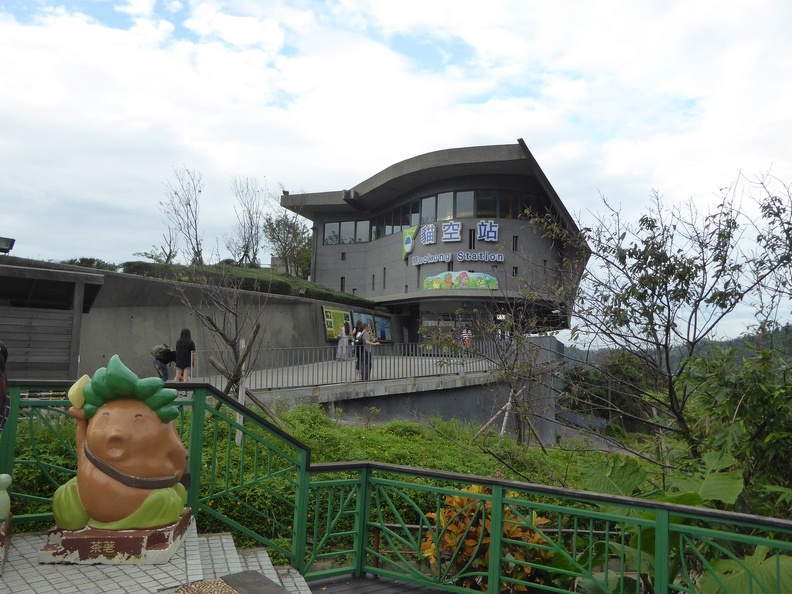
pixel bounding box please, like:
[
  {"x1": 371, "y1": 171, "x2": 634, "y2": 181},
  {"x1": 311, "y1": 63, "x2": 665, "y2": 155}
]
[{"x1": 282, "y1": 139, "x2": 579, "y2": 233}]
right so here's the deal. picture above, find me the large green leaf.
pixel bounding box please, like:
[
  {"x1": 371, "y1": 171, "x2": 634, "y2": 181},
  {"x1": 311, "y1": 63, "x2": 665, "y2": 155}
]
[
  {"x1": 672, "y1": 452, "x2": 744, "y2": 505},
  {"x1": 582, "y1": 455, "x2": 646, "y2": 498},
  {"x1": 699, "y1": 545, "x2": 792, "y2": 594}
]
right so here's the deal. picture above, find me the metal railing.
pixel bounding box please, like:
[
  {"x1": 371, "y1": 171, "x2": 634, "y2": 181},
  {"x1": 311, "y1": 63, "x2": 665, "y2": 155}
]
[
  {"x1": 4, "y1": 380, "x2": 792, "y2": 592},
  {"x1": 195, "y1": 341, "x2": 501, "y2": 390}
]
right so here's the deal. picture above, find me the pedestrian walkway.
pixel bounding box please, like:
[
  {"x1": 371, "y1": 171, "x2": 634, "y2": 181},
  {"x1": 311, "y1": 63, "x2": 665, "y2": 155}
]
[{"x1": 1, "y1": 520, "x2": 312, "y2": 594}]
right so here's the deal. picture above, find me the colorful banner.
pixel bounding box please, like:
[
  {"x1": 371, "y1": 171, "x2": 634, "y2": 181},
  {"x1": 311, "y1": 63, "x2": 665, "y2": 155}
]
[
  {"x1": 423, "y1": 271, "x2": 499, "y2": 291},
  {"x1": 402, "y1": 225, "x2": 418, "y2": 260},
  {"x1": 322, "y1": 306, "x2": 352, "y2": 341}
]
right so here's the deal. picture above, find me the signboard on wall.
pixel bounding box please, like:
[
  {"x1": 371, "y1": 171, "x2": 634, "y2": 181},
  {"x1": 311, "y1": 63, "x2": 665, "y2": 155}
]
[
  {"x1": 374, "y1": 315, "x2": 393, "y2": 342},
  {"x1": 322, "y1": 306, "x2": 352, "y2": 341},
  {"x1": 423, "y1": 271, "x2": 499, "y2": 291},
  {"x1": 351, "y1": 311, "x2": 375, "y2": 335}
]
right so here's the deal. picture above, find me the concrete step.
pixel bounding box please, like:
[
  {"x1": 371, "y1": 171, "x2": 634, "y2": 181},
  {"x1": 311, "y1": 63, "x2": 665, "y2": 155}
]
[{"x1": 2, "y1": 523, "x2": 312, "y2": 594}]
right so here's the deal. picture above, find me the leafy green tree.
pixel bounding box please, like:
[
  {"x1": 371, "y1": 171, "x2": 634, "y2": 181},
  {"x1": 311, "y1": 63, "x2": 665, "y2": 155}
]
[
  {"x1": 680, "y1": 342, "x2": 792, "y2": 516},
  {"x1": 263, "y1": 204, "x2": 310, "y2": 278},
  {"x1": 60, "y1": 257, "x2": 118, "y2": 271},
  {"x1": 295, "y1": 233, "x2": 312, "y2": 280},
  {"x1": 540, "y1": 177, "x2": 792, "y2": 457}
]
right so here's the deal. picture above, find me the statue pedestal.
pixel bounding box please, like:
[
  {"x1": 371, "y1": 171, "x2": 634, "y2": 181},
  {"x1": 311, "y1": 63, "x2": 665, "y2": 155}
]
[
  {"x1": 38, "y1": 509, "x2": 192, "y2": 565},
  {"x1": 0, "y1": 513, "x2": 11, "y2": 575}
]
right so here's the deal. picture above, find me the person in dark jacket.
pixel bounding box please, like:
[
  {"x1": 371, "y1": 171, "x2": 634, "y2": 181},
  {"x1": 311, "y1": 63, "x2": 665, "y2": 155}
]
[
  {"x1": 174, "y1": 328, "x2": 196, "y2": 382},
  {"x1": 152, "y1": 344, "x2": 176, "y2": 381}
]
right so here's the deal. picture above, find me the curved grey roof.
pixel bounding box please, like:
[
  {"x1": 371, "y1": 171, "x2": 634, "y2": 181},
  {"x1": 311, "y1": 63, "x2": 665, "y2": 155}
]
[{"x1": 282, "y1": 138, "x2": 579, "y2": 232}]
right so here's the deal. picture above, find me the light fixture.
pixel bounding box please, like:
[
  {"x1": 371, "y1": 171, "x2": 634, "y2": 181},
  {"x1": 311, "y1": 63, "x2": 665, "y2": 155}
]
[{"x1": 0, "y1": 237, "x2": 15, "y2": 254}]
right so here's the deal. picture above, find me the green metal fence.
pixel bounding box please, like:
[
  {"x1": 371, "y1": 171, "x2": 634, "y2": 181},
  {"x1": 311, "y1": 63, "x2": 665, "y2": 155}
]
[{"x1": 4, "y1": 380, "x2": 792, "y2": 593}]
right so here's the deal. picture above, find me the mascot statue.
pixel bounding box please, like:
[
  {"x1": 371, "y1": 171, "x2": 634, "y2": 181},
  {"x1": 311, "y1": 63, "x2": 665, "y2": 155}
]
[{"x1": 40, "y1": 355, "x2": 191, "y2": 563}]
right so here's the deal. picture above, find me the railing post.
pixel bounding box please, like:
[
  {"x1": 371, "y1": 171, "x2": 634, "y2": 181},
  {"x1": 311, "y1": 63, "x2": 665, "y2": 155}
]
[
  {"x1": 0, "y1": 386, "x2": 20, "y2": 474},
  {"x1": 291, "y1": 448, "x2": 310, "y2": 573},
  {"x1": 654, "y1": 508, "x2": 670, "y2": 593},
  {"x1": 353, "y1": 465, "x2": 372, "y2": 577},
  {"x1": 186, "y1": 388, "x2": 206, "y2": 512},
  {"x1": 488, "y1": 484, "x2": 504, "y2": 591}
]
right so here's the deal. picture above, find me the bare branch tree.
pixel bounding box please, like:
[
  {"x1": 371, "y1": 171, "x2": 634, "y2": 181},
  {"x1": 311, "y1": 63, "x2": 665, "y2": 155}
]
[
  {"x1": 160, "y1": 166, "x2": 204, "y2": 265},
  {"x1": 226, "y1": 177, "x2": 266, "y2": 268},
  {"x1": 134, "y1": 228, "x2": 179, "y2": 264},
  {"x1": 170, "y1": 262, "x2": 271, "y2": 401}
]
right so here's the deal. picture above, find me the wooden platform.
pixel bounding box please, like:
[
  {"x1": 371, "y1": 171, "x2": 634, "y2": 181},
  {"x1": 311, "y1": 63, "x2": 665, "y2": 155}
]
[{"x1": 308, "y1": 575, "x2": 443, "y2": 593}]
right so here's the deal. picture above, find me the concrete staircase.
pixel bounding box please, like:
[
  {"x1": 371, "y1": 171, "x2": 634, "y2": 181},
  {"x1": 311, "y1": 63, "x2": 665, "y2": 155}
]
[{"x1": 1, "y1": 520, "x2": 313, "y2": 593}]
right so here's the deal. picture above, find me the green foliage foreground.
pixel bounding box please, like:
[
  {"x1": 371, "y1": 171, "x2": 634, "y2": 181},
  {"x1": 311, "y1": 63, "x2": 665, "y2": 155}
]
[{"x1": 281, "y1": 404, "x2": 608, "y2": 487}]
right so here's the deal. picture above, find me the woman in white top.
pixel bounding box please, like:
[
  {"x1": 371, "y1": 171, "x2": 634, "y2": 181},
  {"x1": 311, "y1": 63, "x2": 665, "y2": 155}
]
[{"x1": 336, "y1": 321, "x2": 350, "y2": 361}]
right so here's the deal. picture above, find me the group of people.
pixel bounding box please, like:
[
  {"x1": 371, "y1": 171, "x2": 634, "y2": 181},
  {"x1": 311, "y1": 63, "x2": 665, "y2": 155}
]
[
  {"x1": 336, "y1": 320, "x2": 380, "y2": 381},
  {"x1": 152, "y1": 328, "x2": 196, "y2": 383}
]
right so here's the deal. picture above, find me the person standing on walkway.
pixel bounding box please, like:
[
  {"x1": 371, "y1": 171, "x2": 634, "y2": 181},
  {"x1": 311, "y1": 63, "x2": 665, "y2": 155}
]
[
  {"x1": 359, "y1": 323, "x2": 380, "y2": 381},
  {"x1": 174, "y1": 328, "x2": 196, "y2": 382},
  {"x1": 336, "y1": 322, "x2": 350, "y2": 361},
  {"x1": 353, "y1": 320, "x2": 364, "y2": 380}
]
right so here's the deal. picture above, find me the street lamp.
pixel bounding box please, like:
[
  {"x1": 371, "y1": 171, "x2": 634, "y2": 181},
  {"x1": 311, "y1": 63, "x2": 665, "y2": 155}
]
[{"x1": 0, "y1": 237, "x2": 15, "y2": 254}]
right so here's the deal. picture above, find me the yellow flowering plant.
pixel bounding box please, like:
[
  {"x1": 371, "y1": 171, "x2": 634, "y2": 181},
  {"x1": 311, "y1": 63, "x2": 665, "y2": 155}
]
[{"x1": 421, "y1": 485, "x2": 555, "y2": 592}]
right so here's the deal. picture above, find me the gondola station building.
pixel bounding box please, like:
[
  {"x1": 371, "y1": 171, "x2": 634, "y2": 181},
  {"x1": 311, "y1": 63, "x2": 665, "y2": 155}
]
[{"x1": 281, "y1": 139, "x2": 588, "y2": 342}]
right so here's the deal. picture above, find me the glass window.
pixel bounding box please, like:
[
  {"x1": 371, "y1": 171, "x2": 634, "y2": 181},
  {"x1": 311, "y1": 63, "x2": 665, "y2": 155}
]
[
  {"x1": 391, "y1": 208, "x2": 401, "y2": 234},
  {"x1": 400, "y1": 205, "x2": 411, "y2": 229},
  {"x1": 340, "y1": 221, "x2": 355, "y2": 244},
  {"x1": 476, "y1": 190, "x2": 497, "y2": 217},
  {"x1": 375, "y1": 214, "x2": 386, "y2": 239},
  {"x1": 384, "y1": 211, "x2": 393, "y2": 235},
  {"x1": 456, "y1": 191, "x2": 474, "y2": 218},
  {"x1": 421, "y1": 195, "x2": 436, "y2": 223},
  {"x1": 437, "y1": 192, "x2": 454, "y2": 220},
  {"x1": 324, "y1": 222, "x2": 340, "y2": 245},
  {"x1": 356, "y1": 220, "x2": 370, "y2": 243},
  {"x1": 517, "y1": 192, "x2": 533, "y2": 218},
  {"x1": 499, "y1": 190, "x2": 518, "y2": 219},
  {"x1": 410, "y1": 200, "x2": 421, "y2": 227}
]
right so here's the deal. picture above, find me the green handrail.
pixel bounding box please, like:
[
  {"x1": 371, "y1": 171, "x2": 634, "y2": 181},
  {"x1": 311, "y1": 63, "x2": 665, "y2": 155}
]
[{"x1": 5, "y1": 380, "x2": 792, "y2": 593}]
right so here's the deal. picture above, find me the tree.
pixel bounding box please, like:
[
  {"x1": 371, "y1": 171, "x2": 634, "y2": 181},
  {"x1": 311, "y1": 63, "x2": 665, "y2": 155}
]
[
  {"x1": 160, "y1": 166, "x2": 204, "y2": 265},
  {"x1": 295, "y1": 233, "x2": 312, "y2": 279},
  {"x1": 134, "y1": 228, "x2": 179, "y2": 264},
  {"x1": 170, "y1": 261, "x2": 269, "y2": 406},
  {"x1": 60, "y1": 257, "x2": 118, "y2": 271},
  {"x1": 543, "y1": 175, "x2": 792, "y2": 458},
  {"x1": 263, "y1": 197, "x2": 311, "y2": 278},
  {"x1": 421, "y1": 300, "x2": 564, "y2": 448},
  {"x1": 226, "y1": 177, "x2": 266, "y2": 268}
]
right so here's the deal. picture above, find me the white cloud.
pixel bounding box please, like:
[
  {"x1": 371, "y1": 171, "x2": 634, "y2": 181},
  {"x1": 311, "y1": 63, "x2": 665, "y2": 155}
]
[
  {"x1": 115, "y1": 0, "x2": 157, "y2": 17},
  {"x1": 0, "y1": 0, "x2": 789, "y2": 319}
]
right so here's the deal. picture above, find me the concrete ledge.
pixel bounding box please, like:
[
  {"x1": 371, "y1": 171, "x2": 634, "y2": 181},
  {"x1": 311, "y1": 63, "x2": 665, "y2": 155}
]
[{"x1": 252, "y1": 371, "x2": 494, "y2": 410}]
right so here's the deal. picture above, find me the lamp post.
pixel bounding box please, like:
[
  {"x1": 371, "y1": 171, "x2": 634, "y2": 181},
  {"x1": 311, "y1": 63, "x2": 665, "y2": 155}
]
[{"x1": 0, "y1": 238, "x2": 15, "y2": 255}]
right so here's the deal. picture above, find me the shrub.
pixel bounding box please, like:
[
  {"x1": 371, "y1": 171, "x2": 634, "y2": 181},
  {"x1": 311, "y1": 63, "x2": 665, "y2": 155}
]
[{"x1": 421, "y1": 484, "x2": 555, "y2": 592}]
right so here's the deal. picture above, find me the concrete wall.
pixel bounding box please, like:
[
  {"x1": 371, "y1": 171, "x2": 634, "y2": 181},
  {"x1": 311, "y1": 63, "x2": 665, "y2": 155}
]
[{"x1": 79, "y1": 272, "x2": 396, "y2": 380}]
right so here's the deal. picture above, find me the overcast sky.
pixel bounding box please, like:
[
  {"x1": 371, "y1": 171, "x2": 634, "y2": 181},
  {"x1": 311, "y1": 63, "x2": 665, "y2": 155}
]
[{"x1": 2, "y1": 1, "x2": 790, "y2": 280}]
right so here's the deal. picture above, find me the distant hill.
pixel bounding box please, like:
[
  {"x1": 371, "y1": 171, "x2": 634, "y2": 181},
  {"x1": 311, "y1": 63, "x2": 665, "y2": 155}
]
[{"x1": 562, "y1": 325, "x2": 792, "y2": 367}]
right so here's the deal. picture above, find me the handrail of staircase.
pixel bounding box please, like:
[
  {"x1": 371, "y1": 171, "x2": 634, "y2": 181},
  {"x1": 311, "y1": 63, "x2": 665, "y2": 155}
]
[{"x1": 5, "y1": 380, "x2": 792, "y2": 591}]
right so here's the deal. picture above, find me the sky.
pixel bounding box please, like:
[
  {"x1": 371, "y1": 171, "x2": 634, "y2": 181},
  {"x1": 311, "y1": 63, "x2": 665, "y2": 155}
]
[{"x1": 1, "y1": 2, "x2": 791, "y2": 308}]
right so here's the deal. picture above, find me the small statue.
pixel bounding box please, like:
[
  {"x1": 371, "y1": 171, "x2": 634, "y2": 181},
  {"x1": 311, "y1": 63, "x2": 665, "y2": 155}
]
[{"x1": 53, "y1": 355, "x2": 188, "y2": 531}]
